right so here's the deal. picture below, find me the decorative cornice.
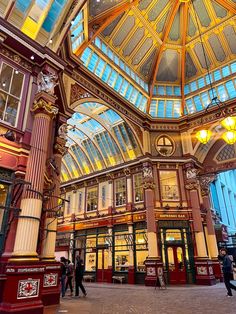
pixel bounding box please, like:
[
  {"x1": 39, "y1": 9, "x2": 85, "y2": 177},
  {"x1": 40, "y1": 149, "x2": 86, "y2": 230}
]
[
  {"x1": 199, "y1": 174, "x2": 216, "y2": 196},
  {"x1": 143, "y1": 182, "x2": 155, "y2": 190},
  {"x1": 185, "y1": 182, "x2": 199, "y2": 190},
  {"x1": 0, "y1": 47, "x2": 32, "y2": 71}
]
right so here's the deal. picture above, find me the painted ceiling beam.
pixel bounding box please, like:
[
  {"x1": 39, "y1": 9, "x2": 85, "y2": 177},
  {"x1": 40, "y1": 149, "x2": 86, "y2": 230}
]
[
  {"x1": 214, "y1": 0, "x2": 236, "y2": 15},
  {"x1": 181, "y1": 2, "x2": 189, "y2": 116},
  {"x1": 75, "y1": 0, "x2": 140, "y2": 56},
  {"x1": 147, "y1": 0, "x2": 181, "y2": 113}
]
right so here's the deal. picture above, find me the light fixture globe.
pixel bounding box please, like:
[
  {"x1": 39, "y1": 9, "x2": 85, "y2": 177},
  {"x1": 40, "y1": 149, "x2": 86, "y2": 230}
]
[
  {"x1": 222, "y1": 131, "x2": 236, "y2": 145},
  {"x1": 221, "y1": 116, "x2": 236, "y2": 131},
  {"x1": 196, "y1": 129, "x2": 212, "y2": 144}
]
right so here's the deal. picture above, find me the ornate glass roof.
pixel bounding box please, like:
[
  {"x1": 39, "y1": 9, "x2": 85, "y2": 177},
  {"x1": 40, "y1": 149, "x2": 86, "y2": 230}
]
[{"x1": 61, "y1": 102, "x2": 142, "y2": 182}]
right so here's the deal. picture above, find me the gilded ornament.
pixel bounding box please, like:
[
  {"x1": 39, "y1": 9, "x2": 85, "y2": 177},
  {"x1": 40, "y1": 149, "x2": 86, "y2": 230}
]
[{"x1": 32, "y1": 99, "x2": 58, "y2": 117}]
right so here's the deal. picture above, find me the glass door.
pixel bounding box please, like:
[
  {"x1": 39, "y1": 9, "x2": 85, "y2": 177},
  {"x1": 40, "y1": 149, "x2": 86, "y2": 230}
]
[
  {"x1": 167, "y1": 245, "x2": 186, "y2": 284},
  {"x1": 97, "y1": 248, "x2": 109, "y2": 282}
]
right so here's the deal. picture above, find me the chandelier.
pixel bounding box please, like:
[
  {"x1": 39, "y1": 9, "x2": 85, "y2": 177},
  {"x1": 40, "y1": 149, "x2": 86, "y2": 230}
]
[{"x1": 190, "y1": 0, "x2": 236, "y2": 145}]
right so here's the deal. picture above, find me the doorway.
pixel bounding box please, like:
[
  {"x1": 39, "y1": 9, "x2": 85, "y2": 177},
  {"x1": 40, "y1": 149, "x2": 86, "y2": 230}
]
[
  {"x1": 97, "y1": 248, "x2": 109, "y2": 282},
  {"x1": 167, "y1": 245, "x2": 186, "y2": 284}
]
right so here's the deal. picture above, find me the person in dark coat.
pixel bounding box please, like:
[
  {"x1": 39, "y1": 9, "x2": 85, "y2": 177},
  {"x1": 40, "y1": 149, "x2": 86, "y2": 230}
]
[
  {"x1": 219, "y1": 248, "x2": 236, "y2": 297},
  {"x1": 75, "y1": 256, "x2": 87, "y2": 297},
  {"x1": 60, "y1": 256, "x2": 67, "y2": 298}
]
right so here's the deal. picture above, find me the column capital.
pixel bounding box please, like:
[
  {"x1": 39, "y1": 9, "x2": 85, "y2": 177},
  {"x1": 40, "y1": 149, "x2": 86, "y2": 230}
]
[
  {"x1": 143, "y1": 181, "x2": 155, "y2": 190},
  {"x1": 32, "y1": 95, "x2": 58, "y2": 119},
  {"x1": 199, "y1": 173, "x2": 217, "y2": 196},
  {"x1": 54, "y1": 136, "x2": 67, "y2": 156},
  {"x1": 185, "y1": 182, "x2": 199, "y2": 190}
]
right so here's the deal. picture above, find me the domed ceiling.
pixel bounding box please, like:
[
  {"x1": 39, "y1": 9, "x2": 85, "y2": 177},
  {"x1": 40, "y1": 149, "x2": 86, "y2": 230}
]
[{"x1": 71, "y1": 0, "x2": 236, "y2": 117}]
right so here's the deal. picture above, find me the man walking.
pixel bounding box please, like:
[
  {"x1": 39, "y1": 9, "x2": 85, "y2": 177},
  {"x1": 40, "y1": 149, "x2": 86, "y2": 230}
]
[
  {"x1": 60, "y1": 256, "x2": 67, "y2": 298},
  {"x1": 219, "y1": 248, "x2": 236, "y2": 297},
  {"x1": 75, "y1": 256, "x2": 87, "y2": 297}
]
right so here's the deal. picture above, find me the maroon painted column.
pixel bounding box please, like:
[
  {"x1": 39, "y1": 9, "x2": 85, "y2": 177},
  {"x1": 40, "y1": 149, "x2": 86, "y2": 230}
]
[
  {"x1": 184, "y1": 165, "x2": 216, "y2": 285},
  {"x1": 199, "y1": 174, "x2": 223, "y2": 282},
  {"x1": 0, "y1": 92, "x2": 58, "y2": 314},
  {"x1": 143, "y1": 162, "x2": 162, "y2": 286}
]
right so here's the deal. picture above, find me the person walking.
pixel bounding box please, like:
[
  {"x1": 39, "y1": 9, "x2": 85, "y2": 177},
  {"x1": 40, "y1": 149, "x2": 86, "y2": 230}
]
[
  {"x1": 65, "y1": 260, "x2": 74, "y2": 296},
  {"x1": 219, "y1": 248, "x2": 236, "y2": 297},
  {"x1": 75, "y1": 256, "x2": 87, "y2": 297},
  {"x1": 60, "y1": 256, "x2": 67, "y2": 298}
]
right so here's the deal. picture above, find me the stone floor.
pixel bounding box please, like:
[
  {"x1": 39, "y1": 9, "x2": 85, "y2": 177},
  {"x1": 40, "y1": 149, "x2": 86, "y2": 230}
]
[{"x1": 44, "y1": 282, "x2": 236, "y2": 314}]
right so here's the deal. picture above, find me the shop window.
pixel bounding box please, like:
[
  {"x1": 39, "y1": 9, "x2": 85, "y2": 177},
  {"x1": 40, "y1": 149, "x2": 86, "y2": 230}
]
[
  {"x1": 114, "y1": 231, "x2": 130, "y2": 272},
  {"x1": 133, "y1": 173, "x2": 144, "y2": 202},
  {"x1": 85, "y1": 235, "x2": 96, "y2": 272},
  {"x1": 0, "y1": 62, "x2": 24, "y2": 127},
  {"x1": 165, "y1": 229, "x2": 182, "y2": 242},
  {"x1": 86, "y1": 186, "x2": 98, "y2": 212},
  {"x1": 135, "y1": 230, "x2": 148, "y2": 272},
  {"x1": 155, "y1": 136, "x2": 175, "y2": 157},
  {"x1": 0, "y1": 183, "x2": 8, "y2": 231},
  {"x1": 115, "y1": 178, "x2": 126, "y2": 206},
  {"x1": 159, "y1": 171, "x2": 180, "y2": 200}
]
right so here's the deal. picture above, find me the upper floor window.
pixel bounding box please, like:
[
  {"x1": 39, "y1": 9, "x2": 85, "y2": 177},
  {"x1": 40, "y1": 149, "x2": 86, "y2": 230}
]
[
  {"x1": 0, "y1": 62, "x2": 24, "y2": 127},
  {"x1": 155, "y1": 136, "x2": 175, "y2": 157},
  {"x1": 87, "y1": 186, "x2": 98, "y2": 212},
  {"x1": 133, "y1": 173, "x2": 144, "y2": 202},
  {"x1": 159, "y1": 171, "x2": 180, "y2": 201},
  {"x1": 115, "y1": 177, "x2": 126, "y2": 206}
]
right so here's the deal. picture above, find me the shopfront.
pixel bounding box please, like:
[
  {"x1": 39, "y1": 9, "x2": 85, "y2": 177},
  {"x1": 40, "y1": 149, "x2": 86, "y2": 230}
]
[{"x1": 158, "y1": 220, "x2": 195, "y2": 284}]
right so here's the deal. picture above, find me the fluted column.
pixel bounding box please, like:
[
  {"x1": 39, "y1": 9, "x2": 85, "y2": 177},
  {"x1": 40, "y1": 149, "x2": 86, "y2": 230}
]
[
  {"x1": 199, "y1": 174, "x2": 218, "y2": 259},
  {"x1": 11, "y1": 93, "x2": 58, "y2": 260},
  {"x1": 41, "y1": 135, "x2": 66, "y2": 261}
]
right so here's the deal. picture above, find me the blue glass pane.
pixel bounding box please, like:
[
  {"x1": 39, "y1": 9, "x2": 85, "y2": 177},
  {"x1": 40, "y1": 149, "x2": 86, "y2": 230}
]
[
  {"x1": 139, "y1": 97, "x2": 147, "y2": 112},
  {"x1": 213, "y1": 70, "x2": 221, "y2": 81},
  {"x1": 222, "y1": 66, "x2": 230, "y2": 77},
  {"x1": 114, "y1": 75, "x2": 123, "y2": 91},
  {"x1": 16, "y1": 0, "x2": 31, "y2": 14},
  {"x1": 173, "y1": 101, "x2": 181, "y2": 118},
  {"x1": 107, "y1": 70, "x2": 118, "y2": 87},
  {"x1": 166, "y1": 101, "x2": 173, "y2": 117},
  {"x1": 193, "y1": 95, "x2": 203, "y2": 111},
  {"x1": 130, "y1": 89, "x2": 139, "y2": 104},
  {"x1": 95, "y1": 37, "x2": 101, "y2": 48},
  {"x1": 217, "y1": 85, "x2": 228, "y2": 101},
  {"x1": 101, "y1": 65, "x2": 111, "y2": 82},
  {"x1": 198, "y1": 77, "x2": 205, "y2": 89},
  {"x1": 43, "y1": 0, "x2": 67, "y2": 32},
  {"x1": 119, "y1": 80, "x2": 129, "y2": 96},
  {"x1": 174, "y1": 86, "x2": 181, "y2": 96},
  {"x1": 186, "y1": 98, "x2": 195, "y2": 114},
  {"x1": 157, "y1": 100, "x2": 165, "y2": 117},
  {"x1": 108, "y1": 49, "x2": 113, "y2": 60},
  {"x1": 153, "y1": 86, "x2": 157, "y2": 95},
  {"x1": 158, "y1": 86, "x2": 165, "y2": 95},
  {"x1": 201, "y1": 91, "x2": 210, "y2": 108},
  {"x1": 166, "y1": 86, "x2": 173, "y2": 95},
  {"x1": 87, "y1": 52, "x2": 98, "y2": 71},
  {"x1": 95, "y1": 59, "x2": 106, "y2": 77},
  {"x1": 184, "y1": 84, "x2": 190, "y2": 95},
  {"x1": 205, "y1": 74, "x2": 212, "y2": 85},
  {"x1": 136, "y1": 93, "x2": 143, "y2": 107},
  {"x1": 190, "y1": 81, "x2": 197, "y2": 92},
  {"x1": 149, "y1": 101, "x2": 157, "y2": 117},
  {"x1": 101, "y1": 42, "x2": 107, "y2": 53},
  {"x1": 114, "y1": 55, "x2": 119, "y2": 65},
  {"x1": 225, "y1": 81, "x2": 236, "y2": 99},
  {"x1": 231, "y1": 62, "x2": 236, "y2": 74},
  {"x1": 125, "y1": 85, "x2": 133, "y2": 100},
  {"x1": 81, "y1": 48, "x2": 92, "y2": 65}
]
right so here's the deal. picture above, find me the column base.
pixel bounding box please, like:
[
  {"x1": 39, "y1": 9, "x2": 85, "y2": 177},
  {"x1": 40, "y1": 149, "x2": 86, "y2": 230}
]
[
  {"x1": 195, "y1": 258, "x2": 216, "y2": 285},
  {"x1": 211, "y1": 258, "x2": 223, "y2": 282},
  {"x1": 128, "y1": 266, "x2": 135, "y2": 284},
  {"x1": 144, "y1": 257, "x2": 163, "y2": 286},
  {"x1": 0, "y1": 260, "x2": 61, "y2": 314}
]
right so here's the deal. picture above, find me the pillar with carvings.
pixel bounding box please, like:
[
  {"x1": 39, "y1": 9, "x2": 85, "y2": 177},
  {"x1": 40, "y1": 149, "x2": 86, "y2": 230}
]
[
  {"x1": 184, "y1": 164, "x2": 216, "y2": 285},
  {"x1": 127, "y1": 223, "x2": 135, "y2": 284},
  {"x1": 40, "y1": 134, "x2": 67, "y2": 261},
  {"x1": 143, "y1": 162, "x2": 162, "y2": 286},
  {"x1": 11, "y1": 92, "x2": 58, "y2": 260},
  {"x1": 199, "y1": 174, "x2": 222, "y2": 281}
]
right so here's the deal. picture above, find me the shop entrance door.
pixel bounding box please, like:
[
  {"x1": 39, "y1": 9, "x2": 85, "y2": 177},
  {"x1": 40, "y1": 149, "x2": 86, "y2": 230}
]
[
  {"x1": 97, "y1": 248, "x2": 109, "y2": 282},
  {"x1": 167, "y1": 246, "x2": 186, "y2": 284}
]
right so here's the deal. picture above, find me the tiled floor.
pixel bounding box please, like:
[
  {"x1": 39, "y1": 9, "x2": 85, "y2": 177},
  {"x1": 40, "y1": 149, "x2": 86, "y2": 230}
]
[{"x1": 44, "y1": 282, "x2": 236, "y2": 314}]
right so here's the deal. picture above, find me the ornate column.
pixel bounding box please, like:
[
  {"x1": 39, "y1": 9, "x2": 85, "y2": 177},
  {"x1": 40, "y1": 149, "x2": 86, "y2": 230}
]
[
  {"x1": 106, "y1": 226, "x2": 113, "y2": 283},
  {"x1": 11, "y1": 93, "x2": 58, "y2": 260},
  {"x1": 184, "y1": 165, "x2": 216, "y2": 285},
  {"x1": 143, "y1": 162, "x2": 162, "y2": 286},
  {"x1": 199, "y1": 174, "x2": 222, "y2": 281},
  {"x1": 127, "y1": 223, "x2": 135, "y2": 284},
  {"x1": 125, "y1": 168, "x2": 132, "y2": 211},
  {"x1": 40, "y1": 135, "x2": 66, "y2": 261}
]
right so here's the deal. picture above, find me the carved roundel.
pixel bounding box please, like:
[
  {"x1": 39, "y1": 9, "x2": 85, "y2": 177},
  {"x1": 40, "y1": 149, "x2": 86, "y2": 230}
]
[{"x1": 155, "y1": 135, "x2": 175, "y2": 157}]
